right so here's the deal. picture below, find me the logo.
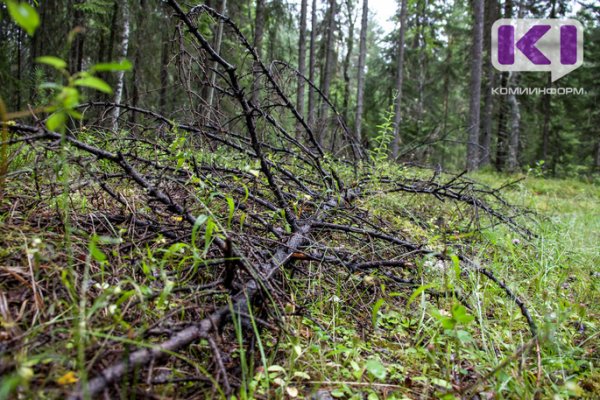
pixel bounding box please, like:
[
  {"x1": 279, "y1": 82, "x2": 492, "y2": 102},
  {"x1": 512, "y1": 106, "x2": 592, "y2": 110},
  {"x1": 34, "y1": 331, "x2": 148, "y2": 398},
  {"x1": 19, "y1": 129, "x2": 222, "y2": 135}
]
[{"x1": 492, "y1": 19, "x2": 583, "y2": 82}]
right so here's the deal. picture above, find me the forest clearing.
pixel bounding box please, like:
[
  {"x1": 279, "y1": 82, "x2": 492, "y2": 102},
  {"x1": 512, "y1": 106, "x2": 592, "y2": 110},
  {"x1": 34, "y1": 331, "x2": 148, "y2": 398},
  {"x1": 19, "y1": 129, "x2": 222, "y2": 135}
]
[{"x1": 0, "y1": 0, "x2": 599, "y2": 399}]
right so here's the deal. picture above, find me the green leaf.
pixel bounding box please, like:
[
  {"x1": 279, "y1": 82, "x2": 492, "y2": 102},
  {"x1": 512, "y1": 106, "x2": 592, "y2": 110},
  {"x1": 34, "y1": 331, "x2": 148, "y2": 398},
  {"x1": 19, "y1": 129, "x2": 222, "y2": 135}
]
[
  {"x1": 371, "y1": 298, "x2": 385, "y2": 329},
  {"x1": 364, "y1": 359, "x2": 387, "y2": 380},
  {"x1": 91, "y1": 60, "x2": 132, "y2": 72},
  {"x1": 58, "y1": 87, "x2": 80, "y2": 109},
  {"x1": 35, "y1": 56, "x2": 67, "y2": 70},
  {"x1": 66, "y1": 109, "x2": 83, "y2": 120},
  {"x1": 456, "y1": 330, "x2": 473, "y2": 344},
  {"x1": 89, "y1": 238, "x2": 107, "y2": 263},
  {"x1": 440, "y1": 316, "x2": 456, "y2": 330},
  {"x1": 191, "y1": 215, "x2": 208, "y2": 247},
  {"x1": 431, "y1": 378, "x2": 453, "y2": 390},
  {"x1": 204, "y1": 217, "x2": 216, "y2": 254},
  {"x1": 74, "y1": 76, "x2": 113, "y2": 94},
  {"x1": 226, "y1": 196, "x2": 235, "y2": 228},
  {"x1": 407, "y1": 283, "x2": 434, "y2": 307},
  {"x1": 452, "y1": 304, "x2": 474, "y2": 325},
  {"x1": 6, "y1": 0, "x2": 39, "y2": 36},
  {"x1": 46, "y1": 112, "x2": 66, "y2": 131},
  {"x1": 450, "y1": 253, "x2": 461, "y2": 280}
]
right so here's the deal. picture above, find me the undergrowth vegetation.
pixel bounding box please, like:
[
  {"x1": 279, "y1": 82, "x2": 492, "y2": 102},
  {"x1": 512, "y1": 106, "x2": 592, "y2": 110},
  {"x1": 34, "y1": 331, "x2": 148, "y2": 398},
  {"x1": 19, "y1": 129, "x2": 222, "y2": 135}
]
[
  {"x1": 1, "y1": 3, "x2": 599, "y2": 399},
  {"x1": 0, "y1": 133, "x2": 598, "y2": 399}
]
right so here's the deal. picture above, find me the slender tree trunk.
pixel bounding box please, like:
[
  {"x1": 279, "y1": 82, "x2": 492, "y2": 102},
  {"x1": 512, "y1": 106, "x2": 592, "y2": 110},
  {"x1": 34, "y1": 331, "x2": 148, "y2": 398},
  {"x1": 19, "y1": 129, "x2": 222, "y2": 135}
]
[
  {"x1": 506, "y1": 1, "x2": 524, "y2": 172},
  {"x1": 307, "y1": 0, "x2": 318, "y2": 127},
  {"x1": 594, "y1": 140, "x2": 600, "y2": 172},
  {"x1": 479, "y1": 0, "x2": 497, "y2": 168},
  {"x1": 70, "y1": 0, "x2": 85, "y2": 73},
  {"x1": 318, "y1": 0, "x2": 337, "y2": 146},
  {"x1": 541, "y1": 0, "x2": 557, "y2": 167},
  {"x1": 354, "y1": 0, "x2": 368, "y2": 146},
  {"x1": 442, "y1": 34, "x2": 452, "y2": 136},
  {"x1": 130, "y1": 1, "x2": 146, "y2": 124},
  {"x1": 341, "y1": 0, "x2": 355, "y2": 124},
  {"x1": 111, "y1": 0, "x2": 130, "y2": 131},
  {"x1": 466, "y1": 0, "x2": 484, "y2": 171},
  {"x1": 296, "y1": 0, "x2": 308, "y2": 127},
  {"x1": 416, "y1": 0, "x2": 427, "y2": 141},
  {"x1": 390, "y1": 0, "x2": 408, "y2": 159},
  {"x1": 541, "y1": 74, "x2": 552, "y2": 162},
  {"x1": 480, "y1": 68, "x2": 495, "y2": 167},
  {"x1": 251, "y1": 0, "x2": 266, "y2": 107},
  {"x1": 15, "y1": 29, "x2": 22, "y2": 110},
  {"x1": 206, "y1": 0, "x2": 227, "y2": 115},
  {"x1": 496, "y1": 0, "x2": 512, "y2": 171},
  {"x1": 506, "y1": 73, "x2": 520, "y2": 172},
  {"x1": 107, "y1": 1, "x2": 119, "y2": 65},
  {"x1": 159, "y1": 30, "x2": 170, "y2": 116},
  {"x1": 495, "y1": 72, "x2": 508, "y2": 170}
]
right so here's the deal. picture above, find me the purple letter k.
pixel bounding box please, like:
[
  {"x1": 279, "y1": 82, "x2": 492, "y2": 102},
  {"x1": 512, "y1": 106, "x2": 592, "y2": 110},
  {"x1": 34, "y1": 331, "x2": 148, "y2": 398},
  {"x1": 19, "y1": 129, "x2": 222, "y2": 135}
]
[{"x1": 516, "y1": 25, "x2": 551, "y2": 65}]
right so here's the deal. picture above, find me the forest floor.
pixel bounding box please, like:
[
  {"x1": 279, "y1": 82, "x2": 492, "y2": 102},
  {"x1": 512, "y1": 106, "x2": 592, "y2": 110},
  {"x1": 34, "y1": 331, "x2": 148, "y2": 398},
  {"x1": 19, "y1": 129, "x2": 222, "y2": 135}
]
[
  {"x1": 248, "y1": 171, "x2": 600, "y2": 400},
  {"x1": 1, "y1": 162, "x2": 598, "y2": 399}
]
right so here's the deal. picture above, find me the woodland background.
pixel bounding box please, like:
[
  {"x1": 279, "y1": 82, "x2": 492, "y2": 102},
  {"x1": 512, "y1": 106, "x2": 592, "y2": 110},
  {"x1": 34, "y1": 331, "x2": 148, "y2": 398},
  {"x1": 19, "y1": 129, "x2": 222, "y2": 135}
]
[
  {"x1": 1, "y1": 0, "x2": 599, "y2": 175},
  {"x1": 0, "y1": 1, "x2": 599, "y2": 399}
]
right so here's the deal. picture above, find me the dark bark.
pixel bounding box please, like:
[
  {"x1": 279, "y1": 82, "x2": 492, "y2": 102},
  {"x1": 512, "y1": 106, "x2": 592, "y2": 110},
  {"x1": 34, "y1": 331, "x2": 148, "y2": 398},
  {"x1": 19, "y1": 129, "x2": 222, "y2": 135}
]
[
  {"x1": 466, "y1": 0, "x2": 484, "y2": 171},
  {"x1": 506, "y1": 1, "x2": 525, "y2": 172},
  {"x1": 341, "y1": 0, "x2": 355, "y2": 124},
  {"x1": 479, "y1": 0, "x2": 498, "y2": 168},
  {"x1": 540, "y1": 74, "x2": 552, "y2": 163},
  {"x1": 159, "y1": 30, "x2": 170, "y2": 116},
  {"x1": 16, "y1": 29, "x2": 22, "y2": 109},
  {"x1": 251, "y1": 0, "x2": 266, "y2": 107},
  {"x1": 354, "y1": 0, "x2": 368, "y2": 145},
  {"x1": 390, "y1": 0, "x2": 408, "y2": 159},
  {"x1": 70, "y1": 0, "x2": 85, "y2": 73},
  {"x1": 318, "y1": 0, "x2": 337, "y2": 146},
  {"x1": 307, "y1": 0, "x2": 318, "y2": 126},
  {"x1": 495, "y1": 71, "x2": 508, "y2": 171},
  {"x1": 297, "y1": 0, "x2": 308, "y2": 126}
]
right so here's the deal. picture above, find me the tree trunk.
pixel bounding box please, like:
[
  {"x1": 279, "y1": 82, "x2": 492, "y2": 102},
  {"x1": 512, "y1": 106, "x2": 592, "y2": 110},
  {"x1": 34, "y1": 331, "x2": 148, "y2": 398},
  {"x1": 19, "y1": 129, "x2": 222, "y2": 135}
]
[
  {"x1": 594, "y1": 140, "x2": 600, "y2": 172},
  {"x1": 541, "y1": 74, "x2": 552, "y2": 162},
  {"x1": 130, "y1": 1, "x2": 146, "y2": 124},
  {"x1": 495, "y1": 71, "x2": 508, "y2": 171},
  {"x1": 415, "y1": 0, "x2": 427, "y2": 142},
  {"x1": 159, "y1": 30, "x2": 170, "y2": 116},
  {"x1": 541, "y1": 0, "x2": 556, "y2": 167},
  {"x1": 341, "y1": 0, "x2": 355, "y2": 124},
  {"x1": 206, "y1": 0, "x2": 227, "y2": 115},
  {"x1": 296, "y1": 0, "x2": 308, "y2": 128},
  {"x1": 466, "y1": 0, "x2": 484, "y2": 171},
  {"x1": 506, "y1": 74, "x2": 520, "y2": 172},
  {"x1": 251, "y1": 0, "x2": 266, "y2": 107},
  {"x1": 354, "y1": 0, "x2": 368, "y2": 146},
  {"x1": 318, "y1": 0, "x2": 337, "y2": 146},
  {"x1": 107, "y1": 1, "x2": 119, "y2": 65},
  {"x1": 307, "y1": 0, "x2": 318, "y2": 127},
  {"x1": 15, "y1": 29, "x2": 22, "y2": 109},
  {"x1": 479, "y1": 0, "x2": 497, "y2": 168},
  {"x1": 390, "y1": 0, "x2": 408, "y2": 159},
  {"x1": 506, "y1": 1, "x2": 524, "y2": 172},
  {"x1": 111, "y1": 0, "x2": 130, "y2": 131},
  {"x1": 70, "y1": 0, "x2": 85, "y2": 73}
]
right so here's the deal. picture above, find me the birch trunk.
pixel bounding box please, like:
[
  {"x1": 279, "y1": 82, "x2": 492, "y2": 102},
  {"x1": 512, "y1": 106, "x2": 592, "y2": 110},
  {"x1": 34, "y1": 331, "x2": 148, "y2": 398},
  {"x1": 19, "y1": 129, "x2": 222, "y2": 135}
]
[{"x1": 111, "y1": 0, "x2": 130, "y2": 131}]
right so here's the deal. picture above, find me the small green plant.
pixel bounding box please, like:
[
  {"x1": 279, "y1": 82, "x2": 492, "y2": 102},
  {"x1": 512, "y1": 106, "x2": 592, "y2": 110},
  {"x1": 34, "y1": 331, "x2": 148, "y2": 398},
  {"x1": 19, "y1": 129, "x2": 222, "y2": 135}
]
[
  {"x1": 528, "y1": 159, "x2": 546, "y2": 178},
  {"x1": 370, "y1": 102, "x2": 396, "y2": 164}
]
